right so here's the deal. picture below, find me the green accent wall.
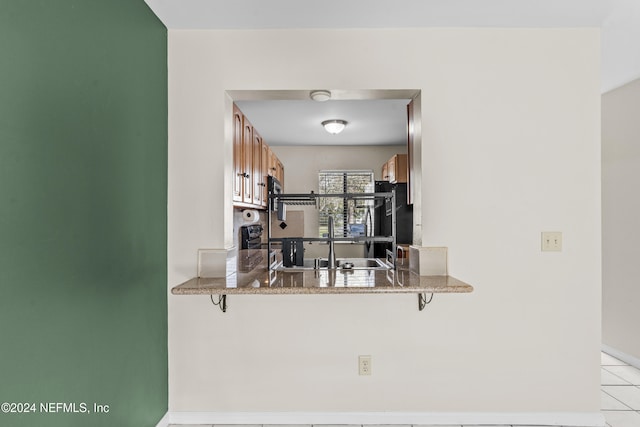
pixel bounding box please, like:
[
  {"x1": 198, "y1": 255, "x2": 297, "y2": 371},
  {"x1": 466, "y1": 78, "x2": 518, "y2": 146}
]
[{"x1": 0, "y1": 1, "x2": 167, "y2": 426}]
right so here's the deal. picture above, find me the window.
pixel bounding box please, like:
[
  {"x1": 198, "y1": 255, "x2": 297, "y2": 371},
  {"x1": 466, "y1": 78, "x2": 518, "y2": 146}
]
[{"x1": 318, "y1": 170, "x2": 374, "y2": 238}]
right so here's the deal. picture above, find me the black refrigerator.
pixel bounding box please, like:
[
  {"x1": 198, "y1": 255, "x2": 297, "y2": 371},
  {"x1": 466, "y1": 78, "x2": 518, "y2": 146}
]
[{"x1": 368, "y1": 181, "x2": 413, "y2": 258}]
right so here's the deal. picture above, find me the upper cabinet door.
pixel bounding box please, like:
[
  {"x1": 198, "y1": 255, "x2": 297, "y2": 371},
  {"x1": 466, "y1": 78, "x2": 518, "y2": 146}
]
[
  {"x1": 242, "y1": 115, "x2": 254, "y2": 204},
  {"x1": 389, "y1": 154, "x2": 408, "y2": 184},
  {"x1": 261, "y1": 142, "x2": 270, "y2": 207},
  {"x1": 388, "y1": 156, "x2": 397, "y2": 183},
  {"x1": 268, "y1": 150, "x2": 277, "y2": 177},
  {"x1": 252, "y1": 131, "x2": 263, "y2": 206},
  {"x1": 277, "y1": 160, "x2": 284, "y2": 190},
  {"x1": 232, "y1": 104, "x2": 243, "y2": 202}
]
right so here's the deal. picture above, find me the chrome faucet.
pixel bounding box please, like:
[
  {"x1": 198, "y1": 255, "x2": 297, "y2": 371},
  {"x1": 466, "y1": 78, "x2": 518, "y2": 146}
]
[{"x1": 327, "y1": 216, "x2": 337, "y2": 269}]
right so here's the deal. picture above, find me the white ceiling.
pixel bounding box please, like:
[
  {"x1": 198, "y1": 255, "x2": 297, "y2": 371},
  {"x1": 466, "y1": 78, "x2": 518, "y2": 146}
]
[
  {"x1": 146, "y1": 0, "x2": 640, "y2": 146},
  {"x1": 236, "y1": 98, "x2": 411, "y2": 146}
]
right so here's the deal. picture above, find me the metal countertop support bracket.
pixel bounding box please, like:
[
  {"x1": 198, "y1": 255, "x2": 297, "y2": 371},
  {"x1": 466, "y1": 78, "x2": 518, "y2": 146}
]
[
  {"x1": 211, "y1": 294, "x2": 227, "y2": 313},
  {"x1": 418, "y1": 293, "x2": 434, "y2": 311},
  {"x1": 211, "y1": 293, "x2": 435, "y2": 313}
]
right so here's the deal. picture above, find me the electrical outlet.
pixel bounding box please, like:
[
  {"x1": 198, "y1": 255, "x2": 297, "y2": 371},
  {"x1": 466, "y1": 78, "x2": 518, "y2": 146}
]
[
  {"x1": 541, "y1": 231, "x2": 562, "y2": 251},
  {"x1": 359, "y1": 355, "x2": 371, "y2": 376}
]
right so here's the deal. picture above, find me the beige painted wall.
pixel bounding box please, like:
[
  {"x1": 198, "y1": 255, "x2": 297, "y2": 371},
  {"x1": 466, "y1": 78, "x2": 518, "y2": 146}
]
[
  {"x1": 168, "y1": 28, "x2": 601, "y2": 415},
  {"x1": 602, "y1": 77, "x2": 640, "y2": 361}
]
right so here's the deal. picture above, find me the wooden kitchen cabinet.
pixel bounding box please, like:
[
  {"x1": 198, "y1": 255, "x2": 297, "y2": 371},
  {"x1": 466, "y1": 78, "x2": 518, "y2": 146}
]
[
  {"x1": 381, "y1": 154, "x2": 407, "y2": 184},
  {"x1": 268, "y1": 150, "x2": 277, "y2": 177},
  {"x1": 260, "y1": 141, "x2": 269, "y2": 207},
  {"x1": 381, "y1": 162, "x2": 389, "y2": 181},
  {"x1": 231, "y1": 104, "x2": 258, "y2": 207},
  {"x1": 232, "y1": 104, "x2": 244, "y2": 202},
  {"x1": 268, "y1": 150, "x2": 284, "y2": 188},
  {"x1": 252, "y1": 130, "x2": 264, "y2": 206},
  {"x1": 233, "y1": 103, "x2": 284, "y2": 209},
  {"x1": 276, "y1": 159, "x2": 284, "y2": 189},
  {"x1": 241, "y1": 115, "x2": 254, "y2": 204}
]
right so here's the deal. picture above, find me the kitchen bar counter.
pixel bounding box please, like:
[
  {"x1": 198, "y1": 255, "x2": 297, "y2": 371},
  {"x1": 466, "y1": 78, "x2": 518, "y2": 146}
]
[
  {"x1": 171, "y1": 251, "x2": 473, "y2": 296},
  {"x1": 172, "y1": 269, "x2": 472, "y2": 295}
]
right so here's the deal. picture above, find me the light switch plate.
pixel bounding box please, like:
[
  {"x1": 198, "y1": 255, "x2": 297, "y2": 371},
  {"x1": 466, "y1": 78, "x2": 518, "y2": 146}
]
[{"x1": 541, "y1": 231, "x2": 562, "y2": 251}]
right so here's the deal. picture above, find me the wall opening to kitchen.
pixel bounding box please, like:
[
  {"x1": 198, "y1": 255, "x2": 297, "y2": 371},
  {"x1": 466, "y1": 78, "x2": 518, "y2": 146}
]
[{"x1": 226, "y1": 89, "x2": 422, "y2": 254}]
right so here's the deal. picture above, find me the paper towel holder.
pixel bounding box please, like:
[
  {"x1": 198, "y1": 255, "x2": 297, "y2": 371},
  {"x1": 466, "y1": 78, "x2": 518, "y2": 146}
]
[{"x1": 242, "y1": 209, "x2": 261, "y2": 224}]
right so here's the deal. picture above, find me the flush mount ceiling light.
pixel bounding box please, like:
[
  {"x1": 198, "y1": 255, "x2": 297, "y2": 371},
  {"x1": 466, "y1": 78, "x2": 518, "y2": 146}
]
[
  {"x1": 310, "y1": 90, "x2": 331, "y2": 102},
  {"x1": 322, "y1": 119, "x2": 347, "y2": 135}
]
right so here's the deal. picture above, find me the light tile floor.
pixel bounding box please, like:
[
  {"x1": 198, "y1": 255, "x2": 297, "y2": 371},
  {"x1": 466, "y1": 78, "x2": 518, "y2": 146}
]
[
  {"x1": 169, "y1": 352, "x2": 640, "y2": 427},
  {"x1": 601, "y1": 352, "x2": 640, "y2": 427}
]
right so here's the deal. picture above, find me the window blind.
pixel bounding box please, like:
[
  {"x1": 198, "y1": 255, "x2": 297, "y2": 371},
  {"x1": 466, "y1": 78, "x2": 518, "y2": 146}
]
[{"x1": 318, "y1": 170, "x2": 374, "y2": 238}]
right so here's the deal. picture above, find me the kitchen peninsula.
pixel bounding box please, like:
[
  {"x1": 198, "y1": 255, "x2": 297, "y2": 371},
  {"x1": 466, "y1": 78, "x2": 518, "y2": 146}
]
[{"x1": 171, "y1": 249, "x2": 473, "y2": 311}]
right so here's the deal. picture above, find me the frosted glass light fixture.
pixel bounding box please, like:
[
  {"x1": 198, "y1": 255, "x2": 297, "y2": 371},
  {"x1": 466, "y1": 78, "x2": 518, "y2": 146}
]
[{"x1": 322, "y1": 119, "x2": 347, "y2": 135}]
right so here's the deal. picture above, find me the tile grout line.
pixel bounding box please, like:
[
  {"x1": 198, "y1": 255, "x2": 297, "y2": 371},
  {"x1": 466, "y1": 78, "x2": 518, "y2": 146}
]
[
  {"x1": 601, "y1": 366, "x2": 635, "y2": 385},
  {"x1": 602, "y1": 384, "x2": 640, "y2": 411},
  {"x1": 603, "y1": 365, "x2": 640, "y2": 386}
]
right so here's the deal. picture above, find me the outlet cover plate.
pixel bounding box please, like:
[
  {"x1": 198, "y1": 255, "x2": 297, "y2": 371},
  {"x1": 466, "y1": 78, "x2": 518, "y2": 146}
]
[
  {"x1": 358, "y1": 355, "x2": 371, "y2": 376},
  {"x1": 541, "y1": 231, "x2": 562, "y2": 251}
]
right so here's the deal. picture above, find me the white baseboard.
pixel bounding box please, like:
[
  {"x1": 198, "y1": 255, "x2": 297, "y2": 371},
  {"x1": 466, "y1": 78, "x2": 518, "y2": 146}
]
[
  {"x1": 154, "y1": 411, "x2": 170, "y2": 427},
  {"x1": 156, "y1": 411, "x2": 605, "y2": 426},
  {"x1": 602, "y1": 343, "x2": 640, "y2": 369}
]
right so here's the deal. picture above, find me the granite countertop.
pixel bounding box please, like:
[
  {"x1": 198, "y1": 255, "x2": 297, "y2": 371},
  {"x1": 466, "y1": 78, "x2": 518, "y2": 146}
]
[{"x1": 171, "y1": 250, "x2": 473, "y2": 296}]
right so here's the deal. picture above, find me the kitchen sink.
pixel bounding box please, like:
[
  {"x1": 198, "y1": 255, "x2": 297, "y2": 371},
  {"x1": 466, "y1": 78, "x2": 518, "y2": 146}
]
[{"x1": 276, "y1": 258, "x2": 392, "y2": 271}]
